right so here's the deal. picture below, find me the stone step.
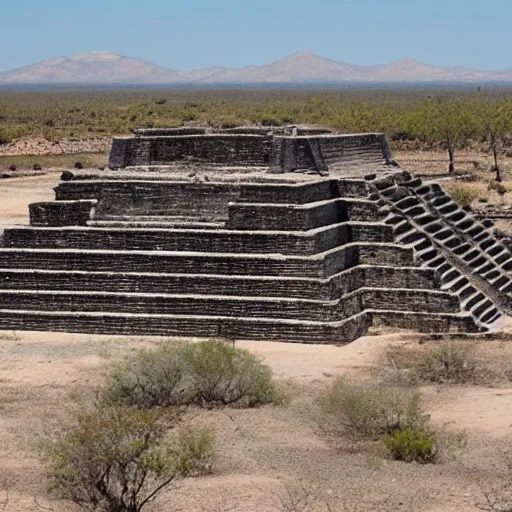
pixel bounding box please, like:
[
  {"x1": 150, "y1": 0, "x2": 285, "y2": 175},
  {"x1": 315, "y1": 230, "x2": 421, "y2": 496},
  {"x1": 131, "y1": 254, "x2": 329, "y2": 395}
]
[
  {"x1": 374, "y1": 178, "x2": 509, "y2": 324},
  {"x1": 0, "y1": 308, "x2": 373, "y2": 344},
  {"x1": 371, "y1": 309, "x2": 483, "y2": 333},
  {"x1": 88, "y1": 219, "x2": 224, "y2": 229},
  {"x1": 0, "y1": 308, "x2": 482, "y2": 341},
  {"x1": 480, "y1": 307, "x2": 500, "y2": 324},
  {"x1": 226, "y1": 198, "x2": 381, "y2": 231},
  {"x1": 3, "y1": 222, "x2": 394, "y2": 254},
  {"x1": 0, "y1": 243, "x2": 416, "y2": 278},
  {"x1": 0, "y1": 265, "x2": 437, "y2": 300},
  {"x1": 56, "y1": 180, "x2": 243, "y2": 221},
  {"x1": 437, "y1": 202, "x2": 458, "y2": 215},
  {"x1": 431, "y1": 196, "x2": 451, "y2": 207},
  {"x1": 0, "y1": 288, "x2": 460, "y2": 321}
]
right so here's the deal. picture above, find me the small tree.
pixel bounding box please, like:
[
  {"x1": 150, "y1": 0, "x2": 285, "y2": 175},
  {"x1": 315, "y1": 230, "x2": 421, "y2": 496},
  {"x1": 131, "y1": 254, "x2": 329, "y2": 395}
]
[
  {"x1": 412, "y1": 95, "x2": 478, "y2": 174},
  {"x1": 476, "y1": 93, "x2": 512, "y2": 182},
  {"x1": 43, "y1": 407, "x2": 214, "y2": 512}
]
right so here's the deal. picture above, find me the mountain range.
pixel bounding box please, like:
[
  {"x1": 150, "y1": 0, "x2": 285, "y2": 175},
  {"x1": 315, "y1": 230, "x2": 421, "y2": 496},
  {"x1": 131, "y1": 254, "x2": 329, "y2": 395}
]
[{"x1": 1, "y1": 51, "x2": 512, "y2": 85}]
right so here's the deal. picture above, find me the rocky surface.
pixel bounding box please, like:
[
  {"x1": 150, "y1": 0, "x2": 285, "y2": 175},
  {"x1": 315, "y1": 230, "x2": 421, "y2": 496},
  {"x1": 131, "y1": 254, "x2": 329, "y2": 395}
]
[{"x1": 0, "y1": 136, "x2": 111, "y2": 156}]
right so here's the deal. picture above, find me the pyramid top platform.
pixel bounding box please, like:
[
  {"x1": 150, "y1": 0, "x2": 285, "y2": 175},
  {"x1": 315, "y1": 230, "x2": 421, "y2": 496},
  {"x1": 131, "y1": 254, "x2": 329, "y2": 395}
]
[{"x1": 108, "y1": 125, "x2": 395, "y2": 178}]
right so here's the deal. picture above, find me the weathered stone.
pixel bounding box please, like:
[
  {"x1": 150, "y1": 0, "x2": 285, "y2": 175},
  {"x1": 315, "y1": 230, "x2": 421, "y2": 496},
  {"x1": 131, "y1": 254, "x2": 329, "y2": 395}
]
[{"x1": 0, "y1": 125, "x2": 507, "y2": 343}]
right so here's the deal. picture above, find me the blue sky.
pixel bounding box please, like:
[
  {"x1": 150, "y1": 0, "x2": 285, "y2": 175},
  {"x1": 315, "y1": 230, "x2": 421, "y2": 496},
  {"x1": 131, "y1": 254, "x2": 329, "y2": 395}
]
[{"x1": 1, "y1": 0, "x2": 511, "y2": 72}]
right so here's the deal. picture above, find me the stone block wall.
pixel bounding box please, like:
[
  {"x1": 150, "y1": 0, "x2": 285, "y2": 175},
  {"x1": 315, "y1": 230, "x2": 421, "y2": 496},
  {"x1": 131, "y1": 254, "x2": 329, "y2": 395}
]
[
  {"x1": 270, "y1": 133, "x2": 393, "y2": 174},
  {"x1": 133, "y1": 127, "x2": 207, "y2": 137},
  {"x1": 56, "y1": 180, "x2": 244, "y2": 221},
  {"x1": 108, "y1": 128, "x2": 390, "y2": 174},
  {"x1": 4, "y1": 222, "x2": 392, "y2": 255},
  {"x1": 226, "y1": 198, "x2": 380, "y2": 231},
  {"x1": 109, "y1": 135, "x2": 271, "y2": 169},
  {"x1": 29, "y1": 200, "x2": 97, "y2": 227},
  {"x1": 0, "y1": 161, "x2": 491, "y2": 342}
]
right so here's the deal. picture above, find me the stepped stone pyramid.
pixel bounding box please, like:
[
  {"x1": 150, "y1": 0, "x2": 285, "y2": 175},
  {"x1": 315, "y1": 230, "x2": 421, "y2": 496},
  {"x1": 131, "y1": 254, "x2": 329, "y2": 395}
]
[{"x1": 1, "y1": 125, "x2": 511, "y2": 343}]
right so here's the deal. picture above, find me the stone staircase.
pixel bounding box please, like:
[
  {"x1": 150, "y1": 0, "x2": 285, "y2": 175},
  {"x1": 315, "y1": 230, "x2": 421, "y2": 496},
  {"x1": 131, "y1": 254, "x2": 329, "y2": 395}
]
[
  {"x1": 369, "y1": 171, "x2": 512, "y2": 327},
  {"x1": 0, "y1": 175, "x2": 485, "y2": 343}
]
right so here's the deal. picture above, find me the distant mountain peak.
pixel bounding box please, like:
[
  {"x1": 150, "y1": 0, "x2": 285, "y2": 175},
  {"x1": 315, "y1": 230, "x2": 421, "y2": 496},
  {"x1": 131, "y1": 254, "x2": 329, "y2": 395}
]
[
  {"x1": 1, "y1": 51, "x2": 512, "y2": 85},
  {"x1": 69, "y1": 51, "x2": 122, "y2": 62},
  {"x1": 394, "y1": 58, "x2": 421, "y2": 65},
  {"x1": 276, "y1": 51, "x2": 341, "y2": 63},
  {"x1": 287, "y1": 50, "x2": 320, "y2": 58}
]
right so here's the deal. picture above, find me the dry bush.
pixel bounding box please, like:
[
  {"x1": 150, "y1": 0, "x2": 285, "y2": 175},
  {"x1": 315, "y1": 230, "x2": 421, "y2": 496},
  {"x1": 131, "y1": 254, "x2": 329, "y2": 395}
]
[
  {"x1": 102, "y1": 341, "x2": 283, "y2": 410},
  {"x1": 42, "y1": 406, "x2": 214, "y2": 512},
  {"x1": 180, "y1": 341, "x2": 283, "y2": 407},
  {"x1": 102, "y1": 343, "x2": 190, "y2": 408},
  {"x1": 420, "y1": 341, "x2": 477, "y2": 384},
  {"x1": 319, "y1": 376, "x2": 427, "y2": 440},
  {"x1": 488, "y1": 180, "x2": 508, "y2": 196},
  {"x1": 381, "y1": 340, "x2": 512, "y2": 386},
  {"x1": 319, "y1": 377, "x2": 438, "y2": 463},
  {"x1": 449, "y1": 184, "x2": 480, "y2": 206}
]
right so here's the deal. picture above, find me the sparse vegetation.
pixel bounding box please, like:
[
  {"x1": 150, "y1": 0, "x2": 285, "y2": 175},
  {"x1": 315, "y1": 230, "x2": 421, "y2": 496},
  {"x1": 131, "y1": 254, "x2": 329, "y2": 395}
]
[
  {"x1": 1, "y1": 87, "x2": 512, "y2": 159},
  {"x1": 420, "y1": 341, "x2": 477, "y2": 384},
  {"x1": 0, "y1": 125, "x2": 27, "y2": 144},
  {"x1": 43, "y1": 406, "x2": 214, "y2": 512},
  {"x1": 448, "y1": 185, "x2": 480, "y2": 207},
  {"x1": 382, "y1": 340, "x2": 512, "y2": 386},
  {"x1": 320, "y1": 376, "x2": 437, "y2": 463},
  {"x1": 488, "y1": 180, "x2": 508, "y2": 197},
  {"x1": 102, "y1": 341, "x2": 283, "y2": 409},
  {"x1": 383, "y1": 428, "x2": 437, "y2": 463},
  {"x1": 320, "y1": 376, "x2": 427, "y2": 440}
]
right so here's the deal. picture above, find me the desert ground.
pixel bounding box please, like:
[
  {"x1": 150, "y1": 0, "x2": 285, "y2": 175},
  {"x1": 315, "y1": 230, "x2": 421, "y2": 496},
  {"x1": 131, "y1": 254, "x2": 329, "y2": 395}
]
[{"x1": 0, "y1": 169, "x2": 511, "y2": 512}]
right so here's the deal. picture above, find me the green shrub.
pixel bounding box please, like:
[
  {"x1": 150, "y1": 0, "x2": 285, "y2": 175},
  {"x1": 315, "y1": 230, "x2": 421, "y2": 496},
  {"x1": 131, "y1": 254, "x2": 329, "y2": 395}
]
[
  {"x1": 181, "y1": 341, "x2": 280, "y2": 407},
  {"x1": 488, "y1": 180, "x2": 508, "y2": 196},
  {"x1": 420, "y1": 341, "x2": 476, "y2": 384},
  {"x1": 43, "y1": 406, "x2": 214, "y2": 512},
  {"x1": 449, "y1": 186, "x2": 478, "y2": 207},
  {"x1": 0, "y1": 125, "x2": 27, "y2": 144},
  {"x1": 102, "y1": 343, "x2": 190, "y2": 408},
  {"x1": 180, "y1": 108, "x2": 197, "y2": 122},
  {"x1": 383, "y1": 428, "x2": 437, "y2": 463},
  {"x1": 102, "y1": 341, "x2": 281, "y2": 409},
  {"x1": 172, "y1": 427, "x2": 215, "y2": 476},
  {"x1": 320, "y1": 377, "x2": 426, "y2": 440},
  {"x1": 260, "y1": 117, "x2": 281, "y2": 127}
]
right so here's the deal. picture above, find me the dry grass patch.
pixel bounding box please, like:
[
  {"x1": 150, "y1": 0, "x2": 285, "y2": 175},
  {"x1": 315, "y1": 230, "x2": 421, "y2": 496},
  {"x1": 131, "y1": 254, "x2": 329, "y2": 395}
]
[
  {"x1": 320, "y1": 376, "x2": 428, "y2": 440},
  {"x1": 381, "y1": 340, "x2": 512, "y2": 386},
  {"x1": 444, "y1": 183, "x2": 486, "y2": 207},
  {"x1": 319, "y1": 376, "x2": 437, "y2": 463}
]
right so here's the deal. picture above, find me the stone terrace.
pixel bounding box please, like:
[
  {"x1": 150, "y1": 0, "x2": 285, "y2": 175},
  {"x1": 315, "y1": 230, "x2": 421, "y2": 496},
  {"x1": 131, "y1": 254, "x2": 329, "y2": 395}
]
[{"x1": 0, "y1": 127, "x2": 509, "y2": 343}]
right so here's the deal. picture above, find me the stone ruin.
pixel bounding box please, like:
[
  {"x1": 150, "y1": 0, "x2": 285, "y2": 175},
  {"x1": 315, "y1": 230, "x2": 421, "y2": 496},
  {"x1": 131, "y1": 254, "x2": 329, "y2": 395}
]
[{"x1": 1, "y1": 125, "x2": 511, "y2": 343}]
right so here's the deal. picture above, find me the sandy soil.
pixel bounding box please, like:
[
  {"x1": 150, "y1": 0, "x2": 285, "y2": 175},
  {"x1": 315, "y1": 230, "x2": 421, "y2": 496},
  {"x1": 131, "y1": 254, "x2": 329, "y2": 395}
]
[
  {"x1": 1, "y1": 332, "x2": 512, "y2": 512},
  {"x1": 1, "y1": 171, "x2": 512, "y2": 512},
  {"x1": 0, "y1": 173, "x2": 59, "y2": 227}
]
